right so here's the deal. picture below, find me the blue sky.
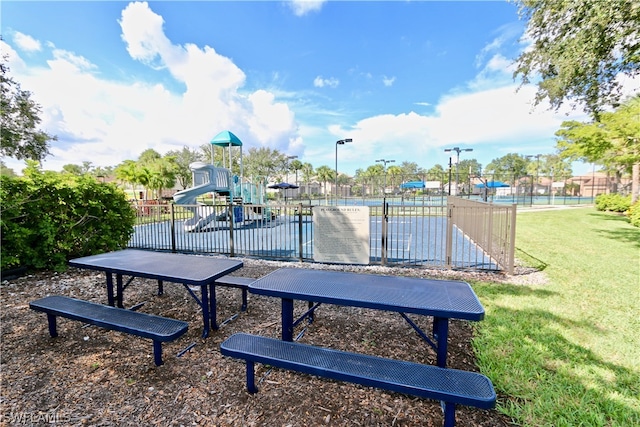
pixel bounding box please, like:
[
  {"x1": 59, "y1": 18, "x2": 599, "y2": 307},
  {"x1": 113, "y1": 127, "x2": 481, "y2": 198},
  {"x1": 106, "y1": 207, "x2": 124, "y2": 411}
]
[{"x1": 3, "y1": 1, "x2": 636, "y2": 177}]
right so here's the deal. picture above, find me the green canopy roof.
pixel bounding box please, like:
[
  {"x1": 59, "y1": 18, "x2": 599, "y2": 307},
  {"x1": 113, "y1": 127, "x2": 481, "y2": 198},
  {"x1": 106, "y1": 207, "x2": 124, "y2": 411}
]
[{"x1": 210, "y1": 130, "x2": 242, "y2": 147}]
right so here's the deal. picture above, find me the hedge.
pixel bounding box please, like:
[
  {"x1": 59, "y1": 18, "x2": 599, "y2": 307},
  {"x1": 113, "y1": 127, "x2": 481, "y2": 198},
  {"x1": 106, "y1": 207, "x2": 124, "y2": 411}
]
[{"x1": 1, "y1": 169, "x2": 136, "y2": 271}]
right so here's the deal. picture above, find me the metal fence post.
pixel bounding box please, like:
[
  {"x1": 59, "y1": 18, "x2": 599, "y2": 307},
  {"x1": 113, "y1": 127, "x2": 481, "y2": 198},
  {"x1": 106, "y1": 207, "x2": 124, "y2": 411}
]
[
  {"x1": 228, "y1": 201, "x2": 235, "y2": 257},
  {"x1": 508, "y1": 203, "x2": 517, "y2": 275},
  {"x1": 170, "y1": 203, "x2": 176, "y2": 253},
  {"x1": 445, "y1": 198, "x2": 453, "y2": 268},
  {"x1": 381, "y1": 201, "x2": 388, "y2": 265},
  {"x1": 298, "y1": 203, "x2": 304, "y2": 262}
]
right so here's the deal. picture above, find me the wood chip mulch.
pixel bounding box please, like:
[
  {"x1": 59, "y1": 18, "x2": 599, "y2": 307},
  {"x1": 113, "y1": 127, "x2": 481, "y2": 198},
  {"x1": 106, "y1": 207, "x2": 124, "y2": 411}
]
[{"x1": 1, "y1": 258, "x2": 515, "y2": 426}]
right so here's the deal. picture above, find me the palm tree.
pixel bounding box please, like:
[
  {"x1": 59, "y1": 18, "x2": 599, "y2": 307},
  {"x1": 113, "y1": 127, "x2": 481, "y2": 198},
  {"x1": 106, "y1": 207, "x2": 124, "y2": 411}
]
[
  {"x1": 300, "y1": 162, "x2": 315, "y2": 197},
  {"x1": 289, "y1": 159, "x2": 303, "y2": 186},
  {"x1": 387, "y1": 165, "x2": 403, "y2": 193},
  {"x1": 115, "y1": 160, "x2": 140, "y2": 202},
  {"x1": 146, "y1": 157, "x2": 177, "y2": 200},
  {"x1": 315, "y1": 165, "x2": 335, "y2": 204}
]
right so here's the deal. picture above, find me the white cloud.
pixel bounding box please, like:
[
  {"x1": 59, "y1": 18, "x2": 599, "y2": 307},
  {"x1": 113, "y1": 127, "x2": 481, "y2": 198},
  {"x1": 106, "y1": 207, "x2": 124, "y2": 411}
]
[
  {"x1": 287, "y1": 0, "x2": 327, "y2": 17},
  {"x1": 332, "y1": 81, "x2": 590, "y2": 173},
  {"x1": 3, "y1": 1, "x2": 301, "y2": 171},
  {"x1": 13, "y1": 32, "x2": 42, "y2": 52},
  {"x1": 313, "y1": 76, "x2": 339, "y2": 88},
  {"x1": 382, "y1": 75, "x2": 396, "y2": 87}
]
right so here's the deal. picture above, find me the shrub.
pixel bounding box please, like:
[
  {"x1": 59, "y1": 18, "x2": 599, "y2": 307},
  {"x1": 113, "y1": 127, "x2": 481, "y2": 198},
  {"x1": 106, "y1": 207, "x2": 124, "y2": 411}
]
[
  {"x1": 628, "y1": 201, "x2": 640, "y2": 227},
  {"x1": 595, "y1": 193, "x2": 631, "y2": 212},
  {"x1": 1, "y1": 169, "x2": 136, "y2": 271}
]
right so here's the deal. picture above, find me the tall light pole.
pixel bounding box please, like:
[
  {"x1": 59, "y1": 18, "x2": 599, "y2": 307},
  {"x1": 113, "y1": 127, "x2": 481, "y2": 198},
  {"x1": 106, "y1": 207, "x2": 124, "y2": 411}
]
[
  {"x1": 375, "y1": 158, "x2": 394, "y2": 266},
  {"x1": 444, "y1": 147, "x2": 473, "y2": 195},
  {"x1": 335, "y1": 138, "x2": 352, "y2": 204},
  {"x1": 286, "y1": 155, "x2": 298, "y2": 201},
  {"x1": 526, "y1": 154, "x2": 541, "y2": 206},
  {"x1": 286, "y1": 155, "x2": 297, "y2": 182},
  {"x1": 375, "y1": 158, "x2": 395, "y2": 196}
]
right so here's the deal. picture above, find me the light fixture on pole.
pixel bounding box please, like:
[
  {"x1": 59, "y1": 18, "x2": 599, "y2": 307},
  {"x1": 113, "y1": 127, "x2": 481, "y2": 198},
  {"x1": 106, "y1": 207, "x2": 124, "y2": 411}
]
[
  {"x1": 335, "y1": 138, "x2": 352, "y2": 204},
  {"x1": 375, "y1": 158, "x2": 395, "y2": 196},
  {"x1": 444, "y1": 147, "x2": 473, "y2": 195}
]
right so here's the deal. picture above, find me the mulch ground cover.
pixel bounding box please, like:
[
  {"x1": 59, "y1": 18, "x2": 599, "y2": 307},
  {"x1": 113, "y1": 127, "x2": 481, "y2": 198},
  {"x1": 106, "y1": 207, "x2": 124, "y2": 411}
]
[{"x1": 1, "y1": 259, "x2": 515, "y2": 426}]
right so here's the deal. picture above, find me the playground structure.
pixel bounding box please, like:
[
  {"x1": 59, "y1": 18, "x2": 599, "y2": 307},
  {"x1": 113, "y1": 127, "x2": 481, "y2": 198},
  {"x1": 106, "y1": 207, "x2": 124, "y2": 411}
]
[{"x1": 173, "y1": 131, "x2": 271, "y2": 232}]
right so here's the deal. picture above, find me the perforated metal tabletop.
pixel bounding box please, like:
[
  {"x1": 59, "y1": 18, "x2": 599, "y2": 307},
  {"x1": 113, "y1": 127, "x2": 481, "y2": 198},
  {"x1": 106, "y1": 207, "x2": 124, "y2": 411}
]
[
  {"x1": 249, "y1": 267, "x2": 485, "y2": 367},
  {"x1": 69, "y1": 249, "x2": 243, "y2": 337}
]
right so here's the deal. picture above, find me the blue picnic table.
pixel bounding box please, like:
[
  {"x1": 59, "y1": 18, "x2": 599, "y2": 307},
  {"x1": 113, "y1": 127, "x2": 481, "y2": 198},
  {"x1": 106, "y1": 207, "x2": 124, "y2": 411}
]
[
  {"x1": 248, "y1": 267, "x2": 485, "y2": 367},
  {"x1": 69, "y1": 249, "x2": 243, "y2": 338}
]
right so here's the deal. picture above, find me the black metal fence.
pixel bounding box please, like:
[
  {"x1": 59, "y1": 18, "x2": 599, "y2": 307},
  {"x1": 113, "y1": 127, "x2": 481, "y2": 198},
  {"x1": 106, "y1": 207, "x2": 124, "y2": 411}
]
[
  {"x1": 288, "y1": 172, "x2": 618, "y2": 207},
  {"x1": 128, "y1": 197, "x2": 516, "y2": 273}
]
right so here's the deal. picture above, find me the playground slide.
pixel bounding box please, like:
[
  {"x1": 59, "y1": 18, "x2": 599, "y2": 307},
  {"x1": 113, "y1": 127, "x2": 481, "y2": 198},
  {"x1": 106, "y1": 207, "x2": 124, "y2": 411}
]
[{"x1": 173, "y1": 183, "x2": 225, "y2": 232}]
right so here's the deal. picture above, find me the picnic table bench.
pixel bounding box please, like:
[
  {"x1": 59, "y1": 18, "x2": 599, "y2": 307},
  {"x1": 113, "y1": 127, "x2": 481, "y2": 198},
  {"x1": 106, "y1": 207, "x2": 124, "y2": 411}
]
[
  {"x1": 221, "y1": 333, "x2": 496, "y2": 427},
  {"x1": 30, "y1": 295, "x2": 188, "y2": 366},
  {"x1": 212, "y1": 275, "x2": 254, "y2": 312}
]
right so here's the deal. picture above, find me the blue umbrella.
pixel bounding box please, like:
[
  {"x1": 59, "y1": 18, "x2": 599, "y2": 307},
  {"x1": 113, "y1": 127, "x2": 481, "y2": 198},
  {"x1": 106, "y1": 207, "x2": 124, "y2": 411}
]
[
  {"x1": 475, "y1": 181, "x2": 510, "y2": 188},
  {"x1": 268, "y1": 182, "x2": 299, "y2": 203},
  {"x1": 400, "y1": 181, "x2": 426, "y2": 189},
  {"x1": 268, "y1": 182, "x2": 299, "y2": 190}
]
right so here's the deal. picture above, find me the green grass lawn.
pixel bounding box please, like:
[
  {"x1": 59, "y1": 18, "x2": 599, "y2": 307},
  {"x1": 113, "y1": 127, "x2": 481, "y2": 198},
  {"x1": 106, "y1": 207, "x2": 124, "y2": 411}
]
[{"x1": 472, "y1": 207, "x2": 640, "y2": 426}]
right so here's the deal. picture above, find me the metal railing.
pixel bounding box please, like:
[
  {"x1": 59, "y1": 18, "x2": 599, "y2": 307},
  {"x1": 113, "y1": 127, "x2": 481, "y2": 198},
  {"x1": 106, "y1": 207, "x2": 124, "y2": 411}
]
[
  {"x1": 446, "y1": 197, "x2": 516, "y2": 274},
  {"x1": 128, "y1": 198, "x2": 515, "y2": 272}
]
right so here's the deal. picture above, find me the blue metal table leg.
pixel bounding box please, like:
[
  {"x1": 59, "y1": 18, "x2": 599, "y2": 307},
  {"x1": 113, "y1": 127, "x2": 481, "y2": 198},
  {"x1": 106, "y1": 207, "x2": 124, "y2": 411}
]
[
  {"x1": 246, "y1": 361, "x2": 257, "y2": 393},
  {"x1": 433, "y1": 316, "x2": 449, "y2": 368},
  {"x1": 157, "y1": 280, "x2": 164, "y2": 296},
  {"x1": 116, "y1": 274, "x2": 124, "y2": 308},
  {"x1": 241, "y1": 289, "x2": 248, "y2": 311},
  {"x1": 442, "y1": 402, "x2": 456, "y2": 427},
  {"x1": 308, "y1": 301, "x2": 314, "y2": 323},
  {"x1": 208, "y1": 284, "x2": 218, "y2": 331},
  {"x1": 153, "y1": 341, "x2": 163, "y2": 366},
  {"x1": 46, "y1": 314, "x2": 58, "y2": 337},
  {"x1": 282, "y1": 298, "x2": 294, "y2": 341},
  {"x1": 106, "y1": 272, "x2": 114, "y2": 306},
  {"x1": 201, "y1": 285, "x2": 211, "y2": 338}
]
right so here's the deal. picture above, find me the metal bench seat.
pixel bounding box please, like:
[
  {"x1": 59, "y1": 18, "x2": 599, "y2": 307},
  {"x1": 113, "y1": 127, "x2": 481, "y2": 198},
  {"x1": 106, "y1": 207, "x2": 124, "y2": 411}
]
[
  {"x1": 221, "y1": 333, "x2": 496, "y2": 427},
  {"x1": 213, "y1": 275, "x2": 254, "y2": 312},
  {"x1": 30, "y1": 295, "x2": 188, "y2": 366}
]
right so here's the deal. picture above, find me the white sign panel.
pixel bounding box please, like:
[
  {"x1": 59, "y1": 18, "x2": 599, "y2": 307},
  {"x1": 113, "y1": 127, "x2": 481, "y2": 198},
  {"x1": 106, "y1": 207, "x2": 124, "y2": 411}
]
[{"x1": 313, "y1": 206, "x2": 370, "y2": 265}]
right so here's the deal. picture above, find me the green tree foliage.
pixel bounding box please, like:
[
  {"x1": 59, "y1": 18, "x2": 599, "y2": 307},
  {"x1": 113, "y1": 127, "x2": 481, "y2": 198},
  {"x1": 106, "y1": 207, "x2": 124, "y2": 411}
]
[
  {"x1": 315, "y1": 165, "x2": 335, "y2": 203},
  {"x1": 288, "y1": 159, "x2": 303, "y2": 184},
  {"x1": 535, "y1": 154, "x2": 573, "y2": 180},
  {"x1": 556, "y1": 95, "x2": 640, "y2": 199},
  {"x1": 300, "y1": 162, "x2": 315, "y2": 185},
  {"x1": 0, "y1": 58, "x2": 57, "y2": 161},
  {"x1": 165, "y1": 146, "x2": 203, "y2": 190},
  {"x1": 484, "y1": 153, "x2": 529, "y2": 184},
  {"x1": 0, "y1": 162, "x2": 136, "y2": 271},
  {"x1": 513, "y1": 0, "x2": 640, "y2": 117},
  {"x1": 62, "y1": 164, "x2": 83, "y2": 175},
  {"x1": 397, "y1": 161, "x2": 426, "y2": 180},
  {"x1": 114, "y1": 159, "x2": 140, "y2": 199},
  {"x1": 1, "y1": 160, "x2": 16, "y2": 177},
  {"x1": 114, "y1": 151, "x2": 177, "y2": 200},
  {"x1": 243, "y1": 147, "x2": 285, "y2": 181},
  {"x1": 386, "y1": 165, "x2": 403, "y2": 187}
]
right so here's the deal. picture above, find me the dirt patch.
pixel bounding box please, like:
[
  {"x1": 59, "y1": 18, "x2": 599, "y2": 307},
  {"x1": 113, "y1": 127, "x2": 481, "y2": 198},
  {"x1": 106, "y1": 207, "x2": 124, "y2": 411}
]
[{"x1": 1, "y1": 258, "x2": 515, "y2": 426}]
